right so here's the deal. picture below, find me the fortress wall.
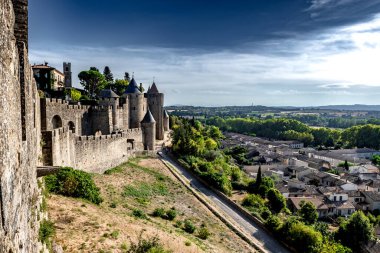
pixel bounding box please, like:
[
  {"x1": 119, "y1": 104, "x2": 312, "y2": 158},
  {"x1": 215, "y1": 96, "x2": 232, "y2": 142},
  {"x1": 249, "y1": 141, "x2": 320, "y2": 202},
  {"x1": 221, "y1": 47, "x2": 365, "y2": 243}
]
[
  {"x1": 0, "y1": 0, "x2": 42, "y2": 251},
  {"x1": 73, "y1": 128, "x2": 143, "y2": 173},
  {"x1": 90, "y1": 106, "x2": 113, "y2": 135},
  {"x1": 50, "y1": 127, "x2": 75, "y2": 167},
  {"x1": 43, "y1": 127, "x2": 144, "y2": 174},
  {"x1": 41, "y1": 98, "x2": 91, "y2": 135}
]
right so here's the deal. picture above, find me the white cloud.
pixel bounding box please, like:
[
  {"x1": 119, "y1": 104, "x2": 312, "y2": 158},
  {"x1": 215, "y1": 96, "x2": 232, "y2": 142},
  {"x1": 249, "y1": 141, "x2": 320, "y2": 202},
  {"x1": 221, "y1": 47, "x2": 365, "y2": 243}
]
[{"x1": 29, "y1": 13, "x2": 380, "y2": 106}]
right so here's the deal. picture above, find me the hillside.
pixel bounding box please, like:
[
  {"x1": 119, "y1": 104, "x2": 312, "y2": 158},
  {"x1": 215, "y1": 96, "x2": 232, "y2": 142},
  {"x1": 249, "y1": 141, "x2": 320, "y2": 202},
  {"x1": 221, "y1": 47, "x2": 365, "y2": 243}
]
[{"x1": 46, "y1": 157, "x2": 254, "y2": 253}]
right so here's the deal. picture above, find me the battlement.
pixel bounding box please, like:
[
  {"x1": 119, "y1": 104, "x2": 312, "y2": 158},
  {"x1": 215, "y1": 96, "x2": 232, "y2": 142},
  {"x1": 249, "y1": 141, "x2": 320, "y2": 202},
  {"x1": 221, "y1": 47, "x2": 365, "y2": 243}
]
[
  {"x1": 52, "y1": 126, "x2": 73, "y2": 137},
  {"x1": 74, "y1": 128, "x2": 142, "y2": 142},
  {"x1": 42, "y1": 98, "x2": 91, "y2": 110},
  {"x1": 91, "y1": 105, "x2": 112, "y2": 111}
]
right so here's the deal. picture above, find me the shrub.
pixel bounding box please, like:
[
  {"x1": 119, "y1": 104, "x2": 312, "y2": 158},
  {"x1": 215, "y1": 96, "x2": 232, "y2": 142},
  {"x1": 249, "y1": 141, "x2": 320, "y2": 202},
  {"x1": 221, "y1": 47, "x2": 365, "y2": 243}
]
[
  {"x1": 128, "y1": 232, "x2": 171, "y2": 253},
  {"x1": 110, "y1": 230, "x2": 120, "y2": 239},
  {"x1": 45, "y1": 167, "x2": 103, "y2": 204},
  {"x1": 265, "y1": 215, "x2": 283, "y2": 233},
  {"x1": 183, "y1": 219, "x2": 196, "y2": 234},
  {"x1": 242, "y1": 194, "x2": 266, "y2": 209},
  {"x1": 197, "y1": 227, "x2": 211, "y2": 240},
  {"x1": 152, "y1": 208, "x2": 165, "y2": 217},
  {"x1": 132, "y1": 209, "x2": 147, "y2": 219},
  {"x1": 39, "y1": 219, "x2": 55, "y2": 246},
  {"x1": 165, "y1": 208, "x2": 177, "y2": 221},
  {"x1": 109, "y1": 202, "x2": 117, "y2": 208}
]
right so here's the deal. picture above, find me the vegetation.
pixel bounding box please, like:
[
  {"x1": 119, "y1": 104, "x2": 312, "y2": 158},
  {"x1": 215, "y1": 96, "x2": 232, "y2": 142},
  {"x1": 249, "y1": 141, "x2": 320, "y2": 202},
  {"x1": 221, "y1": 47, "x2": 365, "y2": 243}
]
[
  {"x1": 127, "y1": 231, "x2": 172, "y2": 253},
  {"x1": 171, "y1": 117, "x2": 249, "y2": 195},
  {"x1": 183, "y1": 219, "x2": 196, "y2": 234},
  {"x1": 197, "y1": 226, "x2": 211, "y2": 240},
  {"x1": 335, "y1": 211, "x2": 374, "y2": 252},
  {"x1": 45, "y1": 167, "x2": 103, "y2": 204},
  {"x1": 78, "y1": 67, "x2": 107, "y2": 98},
  {"x1": 65, "y1": 88, "x2": 81, "y2": 102},
  {"x1": 299, "y1": 201, "x2": 318, "y2": 225},
  {"x1": 39, "y1": 219, "x2": 55, "y2": 248},
  {"x1": 206, "y1": 116, "x2": 380, "y2": 149}
]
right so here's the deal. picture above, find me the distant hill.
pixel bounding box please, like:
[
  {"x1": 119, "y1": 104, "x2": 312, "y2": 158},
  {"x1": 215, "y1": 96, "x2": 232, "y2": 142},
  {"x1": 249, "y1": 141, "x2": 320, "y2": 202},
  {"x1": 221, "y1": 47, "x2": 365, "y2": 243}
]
[{"x1": 309, "y1": 104, "x2": 380, "y2": 111}]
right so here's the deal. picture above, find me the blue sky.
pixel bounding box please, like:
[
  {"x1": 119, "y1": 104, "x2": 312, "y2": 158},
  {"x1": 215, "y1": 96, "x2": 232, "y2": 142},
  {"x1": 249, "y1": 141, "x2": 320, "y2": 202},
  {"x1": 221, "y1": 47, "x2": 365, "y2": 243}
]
[{"x1": 29, "y1": 0, "x2": 380, "y2": 106}]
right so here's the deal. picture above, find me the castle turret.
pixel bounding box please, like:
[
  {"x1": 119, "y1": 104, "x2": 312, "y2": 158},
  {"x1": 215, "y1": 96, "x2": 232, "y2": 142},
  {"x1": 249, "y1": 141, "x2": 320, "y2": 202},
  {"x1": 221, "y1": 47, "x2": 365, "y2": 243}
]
[
  {"x1": 123, "y1": 78, "x2": 146, "y2": 128},
  {"x1": 141, "y1": 109, "x2": 156, "y2": 150},
  {"x1": 146, "y1": 82, "x2": 164, "y2": 140},
  {"x1": 99, "y1": 89, "x2": 120, "y2": 132},
  {"x1": 163, "y1": 110, "x2": 170, "y2": 131}
]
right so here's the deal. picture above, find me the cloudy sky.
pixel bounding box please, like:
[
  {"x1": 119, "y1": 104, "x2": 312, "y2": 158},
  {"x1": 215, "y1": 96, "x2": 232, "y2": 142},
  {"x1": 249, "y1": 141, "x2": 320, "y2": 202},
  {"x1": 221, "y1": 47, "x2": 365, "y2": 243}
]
[{"x1": 29, "y1": 0, "x2": 380, "y2": 106}]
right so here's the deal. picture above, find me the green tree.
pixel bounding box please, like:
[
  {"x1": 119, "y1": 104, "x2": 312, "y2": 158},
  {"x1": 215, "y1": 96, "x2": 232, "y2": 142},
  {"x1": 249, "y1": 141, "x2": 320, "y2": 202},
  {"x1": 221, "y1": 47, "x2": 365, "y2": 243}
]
[
  {"x1": 267, "y1": 188, "x2": 286, "y2": 213},
  {"x1": 103, "y1": 66, "x2": 114, "y2": 86},
  {"x1": 372, "y1": 154, "x2": 380, "y2": 166},
  {"x1": 113, "y1": 79, "x2": 129, "y2": 95},
  {"x1": 335, "y1": 211, "x2": 374, "y2": 251},
  {"x1": 299, "y1": 201, "x2": 318, "y2": 225},
  {"x1": 78, "y1": 68, "x2": 106, "y2": 98},
  {"x1": 124, "y1": 72, "x2": 131, "y2": 81}
]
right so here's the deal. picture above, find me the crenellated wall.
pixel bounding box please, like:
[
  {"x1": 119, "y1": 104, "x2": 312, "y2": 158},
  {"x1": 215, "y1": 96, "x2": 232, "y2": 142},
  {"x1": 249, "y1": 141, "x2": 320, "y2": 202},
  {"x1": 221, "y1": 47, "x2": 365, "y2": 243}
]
[
  {"x1": 42, "y1": 127, "x2": 144, "y2": 173},
  {"x1": 41, "y1": 98, "x2": 91, "y2": 135}
]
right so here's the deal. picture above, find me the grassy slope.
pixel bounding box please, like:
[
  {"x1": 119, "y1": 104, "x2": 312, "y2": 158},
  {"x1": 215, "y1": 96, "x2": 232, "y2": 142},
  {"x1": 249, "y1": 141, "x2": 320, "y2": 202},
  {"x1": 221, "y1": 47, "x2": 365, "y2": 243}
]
[{"x1": 47, "y1": 158, "x2": 254, "y2": 253}]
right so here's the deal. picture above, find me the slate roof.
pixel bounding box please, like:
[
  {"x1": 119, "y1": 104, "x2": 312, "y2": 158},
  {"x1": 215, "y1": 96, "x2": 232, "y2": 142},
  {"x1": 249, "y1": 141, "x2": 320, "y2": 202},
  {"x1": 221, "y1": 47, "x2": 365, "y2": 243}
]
[
  {"x1": 141, "y1": 109, "x2": 156, "y2": 123},
  {"x1": 99, "y1": 89, "x2": 119, "y2": 98},
  {"x1": 124, "y1": 78, "x2": 141, "y2": 94},
  {"x1": 362, "y1": 191, "x2": 380, "y2": 202},
  {"x1": 148, "y1": 82, "x2": 159, "y2": 94}
]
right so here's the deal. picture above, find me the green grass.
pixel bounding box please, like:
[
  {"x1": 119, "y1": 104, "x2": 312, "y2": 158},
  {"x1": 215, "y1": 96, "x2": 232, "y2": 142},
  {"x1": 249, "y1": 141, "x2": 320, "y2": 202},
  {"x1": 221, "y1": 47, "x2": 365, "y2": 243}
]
[
  {"x1": 104, "y1": 164, "x2": 126, "y2": 175},
  {"x1": 122, "y1": 182, "x2": 168, "y2": 199}
]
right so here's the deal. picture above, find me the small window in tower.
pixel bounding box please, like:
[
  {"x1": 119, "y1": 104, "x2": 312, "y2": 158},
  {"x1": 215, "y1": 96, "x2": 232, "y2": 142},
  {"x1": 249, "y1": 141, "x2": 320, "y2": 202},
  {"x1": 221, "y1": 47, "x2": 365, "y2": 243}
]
[
  {"x1": 133, "y1": 107, "x2": 136, "y2": 110},
  {"x1": 65, "y1": 67, "x2": 69, "y2": 71}
]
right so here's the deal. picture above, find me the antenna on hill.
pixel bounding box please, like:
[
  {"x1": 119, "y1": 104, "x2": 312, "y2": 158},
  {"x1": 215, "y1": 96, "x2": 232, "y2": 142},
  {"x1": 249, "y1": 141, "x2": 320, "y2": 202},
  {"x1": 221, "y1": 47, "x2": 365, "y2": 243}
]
[
  {"x1": 153, "y1": 76, "x2": 155, "y2": 82},
  {"x1": 132, "y1": 72, "x2": 134, "y2": 78}
]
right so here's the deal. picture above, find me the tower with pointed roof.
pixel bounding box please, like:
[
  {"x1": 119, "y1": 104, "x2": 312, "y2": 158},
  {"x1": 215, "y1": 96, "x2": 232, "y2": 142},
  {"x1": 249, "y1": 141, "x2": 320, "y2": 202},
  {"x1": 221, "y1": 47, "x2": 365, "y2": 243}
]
[
  {"x1": 123, "y1": 77, "x2": 146, "y2": 128},
  {"x1": 141, "y1": 109, "x2": 156, "y2": 150},
  {"x1": 146, "y1": 81, "x2": 164, "y2": 140}
]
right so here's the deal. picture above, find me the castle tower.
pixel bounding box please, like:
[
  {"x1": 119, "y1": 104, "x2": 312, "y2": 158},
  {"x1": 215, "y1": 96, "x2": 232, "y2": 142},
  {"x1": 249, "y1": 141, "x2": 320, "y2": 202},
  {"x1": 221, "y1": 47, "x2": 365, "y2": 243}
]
[
  {"x1": 146, "y1": 82, "x2": 164, "y2": 140},
  {"x1": 99, "y1": 89, "x2": 120, "y2": 132},
  {"x1": 163, "y1": 110, "x2": 170, "y2": 131},
  {"x1": 141, "y1": 109, "x2": 156, "y2": 150},
  {"x1": 123, "y1": 78, "x2": 145, "y2": 128},
  {"x1": 63, "y1": 62, "x2": 72, "y2": 88}
]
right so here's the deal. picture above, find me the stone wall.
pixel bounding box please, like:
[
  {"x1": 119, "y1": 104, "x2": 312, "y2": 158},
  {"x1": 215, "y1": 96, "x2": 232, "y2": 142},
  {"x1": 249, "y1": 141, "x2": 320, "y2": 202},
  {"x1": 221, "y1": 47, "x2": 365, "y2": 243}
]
[
  {"x1": 0, "y1": 0, "x2": 42, "y2": 251},
  {"x1": 90, "y1": 106, "x2": 113, "y2": 135},
  {"x1": 41, "y1": 98, "x2": 91, "y2": 135},
  {"x1": 43, "y1": 127, "x2": 144, "y2": 173}
]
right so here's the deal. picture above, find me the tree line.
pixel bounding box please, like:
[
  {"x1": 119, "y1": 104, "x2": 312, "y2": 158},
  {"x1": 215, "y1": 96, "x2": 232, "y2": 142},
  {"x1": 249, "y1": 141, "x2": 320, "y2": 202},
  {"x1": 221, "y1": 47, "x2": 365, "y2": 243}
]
[
  {"x1": 77, "y1": 66, "x2": 141, "y2": 100},
  {"x1": 205, "y1": 116, "x2": 380, "y2": 149}
]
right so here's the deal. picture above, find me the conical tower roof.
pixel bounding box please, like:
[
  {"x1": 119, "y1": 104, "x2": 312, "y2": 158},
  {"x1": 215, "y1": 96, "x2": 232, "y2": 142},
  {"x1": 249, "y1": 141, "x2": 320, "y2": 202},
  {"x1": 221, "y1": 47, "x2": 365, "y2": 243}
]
[
  {"x1": 99, "y1": 89, "x2": 119, "y2": 98},
  {"x1": 124, "y1": 78, "x2": 141, "y2": 94},
  {"x1": 141, "y1": 109, "x2": 156, "y2": 123},
  {"x1": 147, "y1": 82, "x2": 159, "y2": 94}
]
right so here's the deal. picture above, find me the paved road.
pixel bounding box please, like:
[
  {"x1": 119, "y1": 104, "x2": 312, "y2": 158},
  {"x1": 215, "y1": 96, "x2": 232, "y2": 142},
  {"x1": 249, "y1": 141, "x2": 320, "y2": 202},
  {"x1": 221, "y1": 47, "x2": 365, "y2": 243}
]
[{"x1": 159, "y1": 152, "x2": 291, "y2": 253}]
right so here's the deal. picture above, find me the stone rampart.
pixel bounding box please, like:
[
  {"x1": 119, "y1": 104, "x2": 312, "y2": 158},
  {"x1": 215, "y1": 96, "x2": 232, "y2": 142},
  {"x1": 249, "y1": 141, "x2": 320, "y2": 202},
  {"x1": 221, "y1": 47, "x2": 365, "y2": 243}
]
[
  {"x1": 43, "y1": 127, "x2": 144, "y2": 173},
  {"x1": 0, "y1": 0, "x2": 42, "y2": 251}
]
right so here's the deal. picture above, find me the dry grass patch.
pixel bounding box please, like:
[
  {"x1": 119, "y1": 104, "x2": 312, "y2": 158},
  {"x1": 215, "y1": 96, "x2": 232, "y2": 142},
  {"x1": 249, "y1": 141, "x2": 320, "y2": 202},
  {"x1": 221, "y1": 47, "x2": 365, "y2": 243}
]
[{"x1": 47, "y1": 157, "x2": 254, "y2": 253}]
